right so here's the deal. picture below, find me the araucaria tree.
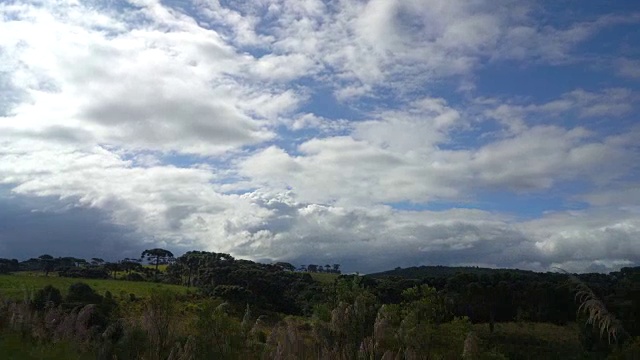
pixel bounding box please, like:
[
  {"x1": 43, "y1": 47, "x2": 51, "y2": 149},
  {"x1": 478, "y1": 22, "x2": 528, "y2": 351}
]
[{"x1": 141, "y1": 248, "x2": 175, "y2": 274}]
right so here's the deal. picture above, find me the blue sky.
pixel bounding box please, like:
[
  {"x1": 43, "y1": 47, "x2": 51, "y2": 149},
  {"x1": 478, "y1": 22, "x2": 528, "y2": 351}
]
[{"x1": 0, "y1": 0, "x2": 639, "y2": 273}]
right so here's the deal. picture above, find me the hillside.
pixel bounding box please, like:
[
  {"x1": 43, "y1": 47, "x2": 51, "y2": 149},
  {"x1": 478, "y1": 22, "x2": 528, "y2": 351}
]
[{"x1": 367, "y1": 265, "x2": 541, "y2": 279}]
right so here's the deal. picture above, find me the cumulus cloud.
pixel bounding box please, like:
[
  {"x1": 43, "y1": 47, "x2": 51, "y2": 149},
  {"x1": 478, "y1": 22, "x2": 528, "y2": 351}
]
[
  {"x1": 0, "y1": 0, "x2": 639, "y2": 274},
  {"x1": 240, "y1": 96, "x2": 639, "y2": 204},
  {"x1": 0, "y1": 0, "x2": 302, "y2": 155}
]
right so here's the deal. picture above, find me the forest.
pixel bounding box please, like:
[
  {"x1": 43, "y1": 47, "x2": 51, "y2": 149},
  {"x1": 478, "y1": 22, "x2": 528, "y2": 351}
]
[{"x1": 0, "y1": 250, "x2": 639, "y2": 359}]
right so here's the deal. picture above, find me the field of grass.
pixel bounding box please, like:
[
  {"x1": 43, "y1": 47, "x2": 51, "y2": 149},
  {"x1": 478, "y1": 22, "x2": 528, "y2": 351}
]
[
  {"x1": 309, "y1": 272, "x2": 340, "y2": 284},
  {"x1": 0, "y1": 272, "x2": 188, "y2": 301},
  {"x1": 143, "y1": 264, "x2": 169, "y2": 272},
  {"x1": 473, "y1": 322, "x2": 584, "y2": 359}
]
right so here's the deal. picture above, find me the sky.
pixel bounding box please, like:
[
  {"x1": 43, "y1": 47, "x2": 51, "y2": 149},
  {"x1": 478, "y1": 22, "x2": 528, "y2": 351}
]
[{"x1": 1, "y1": 0, "x2": 639, "y2": 274}]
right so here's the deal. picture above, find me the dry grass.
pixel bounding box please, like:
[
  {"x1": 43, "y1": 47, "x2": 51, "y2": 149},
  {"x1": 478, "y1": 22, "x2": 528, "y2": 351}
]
[{"x1": 559, "y1": 269, "x2": 626, "y2": 344}]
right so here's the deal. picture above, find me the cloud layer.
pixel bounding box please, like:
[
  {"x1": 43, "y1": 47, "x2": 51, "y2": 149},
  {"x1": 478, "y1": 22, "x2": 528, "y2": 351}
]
[{"x1": 1, "y1": 0, "x2": 639, "y2": 273}]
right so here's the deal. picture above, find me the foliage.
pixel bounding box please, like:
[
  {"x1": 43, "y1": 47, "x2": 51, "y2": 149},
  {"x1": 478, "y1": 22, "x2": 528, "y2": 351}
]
[
  {"x1": 193, "y1": 300, "x2": 246, "y2": 359},
  {"x1": 31, "y1": 285, "x2": 63, "y2": 311},
  {"x1": 168, "y1": 251, "x2": 324, "y2": 314},
  {"x1": 2, "y1": 251, "x2": 640, "y2": 359},
  {"x1": 473, "y1": 322, "x2": 583, "y2": 360},
  {"x1": 0, "y1": 258, "x2": 19, "y2": 274},
  {"x1": 143, "y1": 289, "x2": 178, "y2": 359},
  {"x1": 141, "y1": 248, "x2": 175, "y2": 276},
  {"x1": 58, "y1": 266, "x2": 110, "y2": 279}
]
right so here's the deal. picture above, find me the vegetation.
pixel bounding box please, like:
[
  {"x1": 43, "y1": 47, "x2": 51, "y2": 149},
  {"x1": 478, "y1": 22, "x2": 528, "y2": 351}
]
[
  {"x1": 0, "y1": 273, "x2": 188, "y2": 300},
  {"x1": 0, "y1": 251, "x2": 639, "y2": 359}
]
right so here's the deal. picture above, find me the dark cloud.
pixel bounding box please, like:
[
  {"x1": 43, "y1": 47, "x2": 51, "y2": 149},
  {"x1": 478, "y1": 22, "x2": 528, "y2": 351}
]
[{"x1": 0, "y1": 188, "x2": 143, "y2": 261}]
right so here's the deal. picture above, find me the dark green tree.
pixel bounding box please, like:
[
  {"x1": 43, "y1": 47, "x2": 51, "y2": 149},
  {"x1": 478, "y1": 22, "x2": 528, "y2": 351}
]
[
  {"x1": 38, "y1": 254, "x2": 56, "y2": 276},
  {"x1": 141, "y1": 248, "x2": 175, "y2": 277},
  {"x1": 274, "y1": 262, "x2": 296, "y2": 272}
]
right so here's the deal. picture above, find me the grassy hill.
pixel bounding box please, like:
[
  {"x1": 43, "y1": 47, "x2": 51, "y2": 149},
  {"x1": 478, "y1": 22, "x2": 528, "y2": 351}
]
[
  {"x1": 309, "y1": 272, "x2": 340, "y2": 284},
  {"x1": 0, "y1": 272, "x2": 188, "y2": 301}
]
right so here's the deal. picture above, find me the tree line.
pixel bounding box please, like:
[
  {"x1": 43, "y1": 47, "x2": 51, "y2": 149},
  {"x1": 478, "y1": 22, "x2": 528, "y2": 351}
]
[{"x1": 1, "y1": 249, "x2": 639, "y2": 358}]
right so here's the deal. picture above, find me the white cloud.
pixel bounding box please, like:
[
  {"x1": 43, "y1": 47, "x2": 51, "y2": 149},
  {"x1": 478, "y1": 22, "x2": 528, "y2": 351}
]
[
  {"x1": 0, "y1": 0, "x2": 305, "y2": 156},
  {"x1": 484, "y1": 88, "x2": 639, "y2": 134},
  {"x1": 215, "y1": 0, "x2": 638, "y2": 99},
  {"x1": 1, "y1": 131, "x2": 638, "y2": 272},
  {"x1": 240, "y1": 95, "x2": 638, "y2": 204},
  {"x1": 617, "y1": 58, "x2": 640, "y2": 79},
  {"x1": 0, "y1": 0, "x2": 639, "y2": 274}
]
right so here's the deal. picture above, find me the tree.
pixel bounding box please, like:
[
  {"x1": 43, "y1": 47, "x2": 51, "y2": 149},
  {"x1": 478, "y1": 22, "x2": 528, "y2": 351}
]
[
  {"x1": 171, "y1": 251, "x2": 207, "y2": 287},
  {"x1": 333, "y1": 264, "x2": 341, "y2": 274},
  {"x1": 274, "y1": 262, "x2": 296, "y2": 272},
  {"x1": 104, "y1": 262, "x2": 121, "y2": 279},
  {"x1": 38, "y1": 254, "x2": 56, "y2": 276},
  {"x1": 120, "y1": 258, "x2": 142, "y2": 274},
  {"x1": 32, "y1": 285, "x2": 62, "y2": 310},
  {"x1": 0, "y1": 258, "x2": 19, "y2": 274},
  {"x1": 141, "y1": 248, "x2": 175, "y2": 276}
]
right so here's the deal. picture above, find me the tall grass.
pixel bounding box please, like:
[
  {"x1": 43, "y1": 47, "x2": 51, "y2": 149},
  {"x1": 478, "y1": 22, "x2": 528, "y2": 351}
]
[{"x1": 561, "y1": 270, "x2": 627, "y2": 344}]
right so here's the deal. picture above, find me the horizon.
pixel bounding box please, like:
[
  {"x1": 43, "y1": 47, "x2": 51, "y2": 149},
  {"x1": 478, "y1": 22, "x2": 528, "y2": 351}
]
[
  {"x1": 8, "y1": 250, "x2": 632, "y2": 276},
  {"x1": 1, "y1": 0, "x2": 639, "y2": 274}
]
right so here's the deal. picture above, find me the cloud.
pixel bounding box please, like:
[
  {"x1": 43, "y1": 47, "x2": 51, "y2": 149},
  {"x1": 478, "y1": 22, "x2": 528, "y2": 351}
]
[
  {"x1": 1, "y1": 131, "x2": 638, "y2": 273},
  {"x1": 616, "y1": 58, "x2": 640, "y2": 79},
  {"x1": 0, "y1": 0, "x2": 304, "y2": 156},
  {"x1": 219, "y1": 0, "x2": 637, "y2": 99},
  {"x1": 520, "y1": 208, "x2": 640, "y2": 270},
  {"x1": 0, "y1": 0, "x2": 639, "y2": 275},
  {"x1": 0, "y1": 187, "x2": 141, "y2": 260},
  {"x1": 211, "y1": 193, "x2": 640, "y2": 274},
  {"x1": 240, "y1": 95, "x2": 639, "y2": 204},
  {"x1": 482, "y1": 88, "x2": 640, "y2": 140}
]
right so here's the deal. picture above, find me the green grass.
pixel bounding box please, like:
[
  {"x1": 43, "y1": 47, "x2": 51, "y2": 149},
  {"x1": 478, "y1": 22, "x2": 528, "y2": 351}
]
[
  {"x1": 473, "y1": 322, "x2": 585, "y2": 360},
  {"x1": 143, "y1": 264, "x2": 169, "y2": 272},
  {"x1": 0, "y1": 272, "x2": 188, "y2": 301},
  {"x1": 309, "y1": 272, "x2": 340, "y2": 284},
  {"x1": 0, "y1": 332, "x2": 93, "y2": 360}
]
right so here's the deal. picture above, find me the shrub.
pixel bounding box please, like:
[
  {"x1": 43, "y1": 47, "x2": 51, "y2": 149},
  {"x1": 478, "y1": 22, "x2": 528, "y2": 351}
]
[
  {"x1": 194, "y1": 300, "x2": 245, "y2": 359},
  {"x1": 58, "y1": 267, "x2": 110, "y2": 279},
  {"x1": 66, "y1": 283, "x2": 103, "y2": 305},
  {"x1": 32, "y1": 285, "x2": 63, "y2": 311},
  {"x1": 143, "y1": 289, "x2": 177, "y2": 360}
]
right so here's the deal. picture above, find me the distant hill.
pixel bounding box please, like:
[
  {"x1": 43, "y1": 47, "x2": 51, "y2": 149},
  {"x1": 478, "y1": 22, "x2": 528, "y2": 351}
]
[{"x1": 366, "y1": 265, "x2": 539, "y2": 280}]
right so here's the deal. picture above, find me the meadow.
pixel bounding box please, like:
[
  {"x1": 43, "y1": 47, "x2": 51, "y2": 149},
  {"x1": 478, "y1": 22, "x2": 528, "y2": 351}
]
[
  {"x1": 309, "y1": 271, "x2": 340, "y2": 284},
  {"x1": 0, "y1": 272, "x2": 188, "y2": 301}
]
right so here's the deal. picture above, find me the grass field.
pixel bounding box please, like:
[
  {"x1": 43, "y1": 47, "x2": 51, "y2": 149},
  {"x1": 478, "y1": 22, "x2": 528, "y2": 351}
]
[
  {"x1": 309, "y1": 272, "x2": 340, "y2": 284},
  {"x1": 143, "y1": 264, "x2": 169, "y2": 272},
  {"x1": 0, "y1": 272, "x2": 188, "y2": 301},
  {"x1": 473, "y1": 322, "x2": 584, "y2": 359}
]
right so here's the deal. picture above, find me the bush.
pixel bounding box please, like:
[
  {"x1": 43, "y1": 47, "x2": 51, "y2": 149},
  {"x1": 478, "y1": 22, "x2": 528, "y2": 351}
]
[
  {"x1": 32, "y1": 285, "x2": 63, "y2": 310},
  {"x1": 0, "y1": 264, "x2": 11, "y2": 274},
  {"x1": 66, "y1": 283, "x2": 103, "y2": 305},
  {"x1": 143, "y1": 290, "x2": 177, "y2": 359},
  {"x1": 194, "y1": 300, "x2": 245, "y2": 359},
  {"x1": 58, "y1": 267, "x2": 110, "y2": 279}
]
